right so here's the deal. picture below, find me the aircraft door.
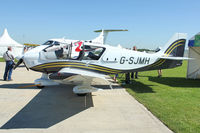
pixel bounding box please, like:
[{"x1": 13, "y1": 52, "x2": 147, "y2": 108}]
[
  {"x1": 40, "y1": 42, "x2": 71, "y2": 60},
  {"x1": 70, "y1": 41, "x2": 85, "y2": 60},
  {"x1": 69, "y1": 41, "x2": 85, "y2": 60},
  {"x1": 39, "y1": 41, "x2": 86, "y2": 61}
]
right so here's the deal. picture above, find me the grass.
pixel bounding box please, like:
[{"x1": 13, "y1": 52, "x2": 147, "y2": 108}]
[
  {"x1": 0, "y1": 57, "x2": 17, "y2": 62},
  {"x1": 114, "y1": 61, "x2": 200, "y2": 133},
  {"x1": 0, "y1": 58, "x2": 4, "y2": 62}
]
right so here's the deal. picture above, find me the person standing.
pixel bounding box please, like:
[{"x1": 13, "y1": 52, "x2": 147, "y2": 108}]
[
  {"x1": 113, "y1": 73, "x2": 118, "y2": 82},
  {"x1": 131, "y1": 46, "x2": 138, "y2": 79},
  {"x1": 125, "y1": 72, "x2": 130, "y2": 84},
  {"x1": 3, "y1": 46, "x2": 15, "y2": 81},
  {"x1": 158, "y1": 69, "x2": 162, "y2": 78}
]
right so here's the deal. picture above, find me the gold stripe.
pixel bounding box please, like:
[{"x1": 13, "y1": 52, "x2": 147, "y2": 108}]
[
  {"x1": 147, "y1": 59, "x2": 166, "y2": 68},
  {"x1": 34, "y1": 64, "x2": 121, "y2": 73},
  {"x1": 88, "y1": 64, "x2": 120, "y2": 72},
  {"x1": 33, "y1": 62, "x2": 84, "y2": 68},
  {"x1": 148, "y1": 59, "x2": 163, "y2": 67},
  {"x1": 152, "y1": 43, "x2": 184, "y2": 67},
  {"x1": 155, "y1": 59, "x2": 166, "y2": 66},
  {"x1": 153, "y1": 43, "x2": 184, "y2": 67},
  {"x1": 145, "y1": 41, "x2": 184, "y2": 69},
  {"x1": 165, "y1": 40, "x2": 184, "y2": 54},
  {"x1": 166, "y1": 43, "x2": 184, "y2": 56},
  {"x1": 33, "y1": 63, "x2": 83, "y2": 69},
  {"x1": 165, "y1": 40, "x2": 182, "y2": 54},
  {"x1": 34, "y1": 64, "x2": 119, "y2": 74},
  {"x1": 33, "y1": 62, "x2": 121, "y2": 73}
]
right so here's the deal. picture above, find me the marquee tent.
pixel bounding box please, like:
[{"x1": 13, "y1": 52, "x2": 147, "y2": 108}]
[
  {"x1": 187, "y1": 32, "x2": 200, "y2": 79},
  {"x1": 0, "y1": 28, "x2": 23, "y2": 58}
]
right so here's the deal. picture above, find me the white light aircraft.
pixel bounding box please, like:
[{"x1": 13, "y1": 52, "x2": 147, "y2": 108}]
[{"x1": 15, "y1": 30, "x2": 187, "y2": 96}]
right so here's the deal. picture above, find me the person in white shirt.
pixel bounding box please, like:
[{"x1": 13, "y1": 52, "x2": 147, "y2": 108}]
[{"x1": 3, "y1": 46, "x2": 15, "y2": 81}]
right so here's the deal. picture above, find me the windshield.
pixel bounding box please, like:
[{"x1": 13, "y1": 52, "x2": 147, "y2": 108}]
[
  {"x1": 42, "y1": 41, "x2": 60, "y2": 45},
  {"x1": 42, "y1": 41, "x2": 54, "y2": 45}
]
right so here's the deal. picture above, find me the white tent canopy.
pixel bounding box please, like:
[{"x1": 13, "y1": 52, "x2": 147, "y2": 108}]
[
  {"x1": 187, "y1": 32, "x2": 200, "y2": 79},
  {"x1": 0, "y1": 28, "x2": 23, "y2": 57}
]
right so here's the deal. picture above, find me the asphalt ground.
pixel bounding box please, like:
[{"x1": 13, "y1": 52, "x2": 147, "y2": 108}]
[{"x1": 0, "y1": 62, "x2": 173, "y2": 133}]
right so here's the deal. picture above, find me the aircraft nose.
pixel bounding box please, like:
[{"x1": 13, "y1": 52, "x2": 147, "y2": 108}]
[
  {"x1": 22, "y1": 45, "x2": 48, "y2": 68},
  {"x1": 23, "y1": 51, "x2": 39, "y2": 68}
]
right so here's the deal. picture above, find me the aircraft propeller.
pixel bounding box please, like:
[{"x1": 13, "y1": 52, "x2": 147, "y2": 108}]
[{"x1": 14, "y1": 57, "x2": 29, "y2": 70}]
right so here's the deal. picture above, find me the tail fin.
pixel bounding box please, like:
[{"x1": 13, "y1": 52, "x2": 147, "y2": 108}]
[
  {"x1": 156, "y1": 33, "x2": 187, "y2": 69},
  {"x1": 92, "y1": 29, "x2": 128, "y2": 44},
  {"x1": 161, "y1": 33, "x2": 187, "y2": 57}
]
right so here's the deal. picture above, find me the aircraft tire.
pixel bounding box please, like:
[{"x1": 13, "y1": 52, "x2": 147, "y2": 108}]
[
  {"x1": 77, "y1": 93, "x2": 87, "y2": 96},
  {"x1": 36, "y1": 85, "x2": 45, "y2": 89}
]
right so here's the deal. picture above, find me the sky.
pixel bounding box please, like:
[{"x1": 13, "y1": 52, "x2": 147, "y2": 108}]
[{"x1": 0, "y1": 0, "x2": 199, "y2": 49}]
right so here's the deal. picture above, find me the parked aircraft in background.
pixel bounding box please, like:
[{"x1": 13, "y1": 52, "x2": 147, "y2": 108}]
[{"x1": 15, "y1": 30, "x2": 187, "y2": 96}]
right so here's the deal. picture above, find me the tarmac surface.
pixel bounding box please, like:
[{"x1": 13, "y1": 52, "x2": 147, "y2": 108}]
[{"x1": 0, "y1": 62, "x2": 173, "y2": 133}]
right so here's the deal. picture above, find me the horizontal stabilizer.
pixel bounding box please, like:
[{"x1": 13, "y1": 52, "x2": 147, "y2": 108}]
[
  {"x1": 160, "y1": 56, "x2": 193, "y2": 60},
  {"x1": 92, "y1": 29, "x2": 128, "y2": 44},
  {"x1": 94, "y1": 29, "x2": 128, "y2": 32}
]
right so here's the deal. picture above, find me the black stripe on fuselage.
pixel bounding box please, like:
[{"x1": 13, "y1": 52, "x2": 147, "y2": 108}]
[{"x1": 30, "y1": 61, "x2": 122, "y2": 74}]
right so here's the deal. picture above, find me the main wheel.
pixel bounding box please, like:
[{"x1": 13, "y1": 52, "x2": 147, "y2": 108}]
[
  {"x1": 77, "y1": 93, "x2": 87, "y2": 96},
  {"x1": 36, "y1": 85, "x2": 45, "y2": 89}
]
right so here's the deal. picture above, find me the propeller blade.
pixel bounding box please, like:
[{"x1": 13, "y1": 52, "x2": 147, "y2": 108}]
[
  {"x1": 14, "y1": 57, "x2": 29, "y2": 71},
  {"x1": 14, "y1": 58, "x2": 23, "y2": 70},
  {"x1": 23, "y1": 62, "x2": 29, "y2": 71}
]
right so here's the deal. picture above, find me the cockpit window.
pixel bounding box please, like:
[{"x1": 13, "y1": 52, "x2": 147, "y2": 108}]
[
  {"x1": 54, "y1": 41, "x2": 60, "y2": 45},
  {"x1": 42, "y1": 41, "x2": 60, "y2": 46},
  {"x1": 42, "y1": 41, "x2": 54, "y2": 45}
]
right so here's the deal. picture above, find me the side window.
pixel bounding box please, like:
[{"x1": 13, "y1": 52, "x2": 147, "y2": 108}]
[{"x1": 83, "y1": 45, "x2": 105, "y2": 60}]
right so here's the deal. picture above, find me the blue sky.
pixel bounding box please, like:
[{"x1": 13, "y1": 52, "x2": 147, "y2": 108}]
[{"x1": 0, "y1": 0, "x2": 199, "y2": 49}]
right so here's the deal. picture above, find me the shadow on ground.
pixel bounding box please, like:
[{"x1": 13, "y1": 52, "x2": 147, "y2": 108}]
[
  {"x1": 0, "y1": 84, "x2": 94, "y2": 129},
  {"x1": 93, "y1": 84, "x2": 122, "y2": 89},
  {"x1": 148, "y1": 76, "x2": 200, "y2": 87},
  {"x1": 120, "y1": 80, "x2": 155, "y2": 93}
]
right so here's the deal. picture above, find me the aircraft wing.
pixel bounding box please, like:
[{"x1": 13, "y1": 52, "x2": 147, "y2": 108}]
[
  {"x1": 49, "y1": 67, "x2": 111, "y2": 94},
  {"x1": 24, "y1": 43, "x2": 40, "y2": 46},
  {"x1": 49, "y1": 67, "x2": 106, "y2": 81}
]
